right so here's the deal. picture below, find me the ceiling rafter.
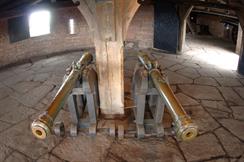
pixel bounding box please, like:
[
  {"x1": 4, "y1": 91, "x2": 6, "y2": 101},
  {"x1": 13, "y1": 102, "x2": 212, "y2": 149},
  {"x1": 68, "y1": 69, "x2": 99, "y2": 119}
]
[
  {"x1": 0, "y1": 0, "x2": 243, "y2": 20},
  {"x1": 0, "y1": 0, "x2": 78, "y2": 20}
]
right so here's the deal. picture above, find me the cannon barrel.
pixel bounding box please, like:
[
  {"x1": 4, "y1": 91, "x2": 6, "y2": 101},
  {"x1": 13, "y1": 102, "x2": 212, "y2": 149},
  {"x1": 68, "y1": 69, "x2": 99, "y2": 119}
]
[
  {"x1": 31, "y1": 53, "x2": 93, "y2": 139},
  {"x1": 138, "y1": 53, "x2": 198, "y2": 141}
]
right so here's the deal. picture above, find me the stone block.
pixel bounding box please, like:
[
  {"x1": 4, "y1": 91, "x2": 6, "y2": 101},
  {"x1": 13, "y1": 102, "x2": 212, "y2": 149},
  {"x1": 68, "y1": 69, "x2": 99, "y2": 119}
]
[
  {"x1": 12, "y1": 85, "x2": 54, "y2": 108},
  {"x1": 179, "y1": 133, "x2": 225, "y2": 162},
  {"x1": 107, "y1": 137, "x2": 184, "y2": 162},
  {"x1": 219, "y1": 119, "x2": 244, "y2": 141},
  {"x1": 194, "y1": 77, "x2": 219, "y2": 86},
  {"x1": 179, "y1": 85, "x2": 223, "y2": 100},
  {"x1": 5, "y1": 151, "x2": 32, "y2": 162},
  {"x1": 0, "y1": 120, "x2": 60, "y2": 160},
  {"x1": 215, "y1": 128, "x2": 243, "y2": 158},
  {"x1": 53, "y1": 133, "x2": 113, "y2": 162},
  {"x1": 184, "y1": 105, "x2": 219, "y2": 134}
]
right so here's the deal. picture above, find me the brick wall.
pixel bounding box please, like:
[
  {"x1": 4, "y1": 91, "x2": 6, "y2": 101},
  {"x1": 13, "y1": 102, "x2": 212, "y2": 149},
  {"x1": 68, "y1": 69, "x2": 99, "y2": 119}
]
[
  {"x1": 126, "y1": 5, "x2": 154, "y2": 48},
  {"x1": 0, "y1": 5, "x2": 154, "y2": 68}
]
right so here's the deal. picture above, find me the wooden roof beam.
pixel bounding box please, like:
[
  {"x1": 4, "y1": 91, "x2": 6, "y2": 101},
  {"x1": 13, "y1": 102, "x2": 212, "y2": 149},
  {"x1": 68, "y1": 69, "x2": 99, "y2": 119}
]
[
  {"x1": 165, "y1": 0, "x2": 243, "y2": 10},
  {"x1": 0, "y1": 1, "x2": 79, "y2": 20}
]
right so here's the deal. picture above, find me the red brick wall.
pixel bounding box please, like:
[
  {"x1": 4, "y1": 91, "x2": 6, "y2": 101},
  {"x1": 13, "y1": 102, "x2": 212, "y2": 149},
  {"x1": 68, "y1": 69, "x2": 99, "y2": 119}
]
[
  {"x1": 0, "y1": 8, "x2": 92, "y2": 67},
  {"x1": 0, "y1": 5, "x2": 154, "y2": 68}
]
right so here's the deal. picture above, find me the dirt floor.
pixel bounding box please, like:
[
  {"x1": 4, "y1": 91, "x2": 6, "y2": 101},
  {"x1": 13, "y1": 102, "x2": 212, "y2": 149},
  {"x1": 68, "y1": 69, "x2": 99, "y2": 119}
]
[{"x1": 0, "y1": 36, "x2": 243, "y2": 162}]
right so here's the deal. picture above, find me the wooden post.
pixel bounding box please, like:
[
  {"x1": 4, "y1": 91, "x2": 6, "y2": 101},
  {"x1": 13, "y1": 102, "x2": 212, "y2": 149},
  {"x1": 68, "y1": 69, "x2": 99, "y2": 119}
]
[
  {"x1": 236, "y1": 23, "x2": 243, "y2": 55},
  {"x1": 178, "y1": 5, "x2": 193, "y2": 53},
  {"x1": 236, "y1": 9, "x2": 244, "y2": 75},
  {"x1": 187, "y1": 18, "x2": 196, "y2": 36},
  {"x1": 74, "y1": 0, "x2": 140, "y2": 115},
  {"x1": 237, "y1": 31, "x2": 244, "y2": 75}
]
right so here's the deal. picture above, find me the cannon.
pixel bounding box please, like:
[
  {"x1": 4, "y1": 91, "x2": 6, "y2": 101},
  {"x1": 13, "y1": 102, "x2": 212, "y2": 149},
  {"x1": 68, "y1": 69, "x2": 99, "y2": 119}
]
[
  {"x1": 31, "y1": 51, "x2": 197, "y2": 141},
  {"x1": 132, "y1": 52, "x2": 198, "y2": 141},
  {"x1": 31, "y1": 52, "x2": 97, "y2": 139}
]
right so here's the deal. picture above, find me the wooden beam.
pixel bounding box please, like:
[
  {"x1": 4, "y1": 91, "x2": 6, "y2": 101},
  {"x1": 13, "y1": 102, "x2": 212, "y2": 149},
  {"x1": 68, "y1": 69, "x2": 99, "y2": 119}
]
[
  {"x1": 123, "y1": 0, "x2": 140, "y2": 38},
  {"x1": 75, "y1": 0, "x2": 140, "y2": 115},
  {"x1": 0, "y1": 0, "x2": 41, "y2": 11},
  {"x1": 167, "y1": 0, "x2": 244, "y2": 10},
  {"x1": 169, "y1": 0, "x2": 229, "y2": 8},
  {"x1": 0, "y1": 1, "x2": 79, "y2": 20},
  {"x1": 187, "y1": 18, "x2": 196, "y2": 35},
  {"x1": 191, "y1": 9, "x2": 238, "y2": 19},
  {"x1": 137, "y1": 0, "x2": 154, "y2": 5},
  {"x1": 236, "y1": 4, "x2": 244, "y2": 74},
  {"x1": 236, "y1": 23, "x2": 243, "y2": 54},
  {"x1": 236, "y1": 8, "x2": 244, "y2": 29},
  {"x1": 75, "y1": 0, "x2": 96, "y2": 32},
  {"x1": 178, "y1": 5, "x2": 193, "y2": 53},
  {"x1": 237, "y1": 33, "x2": 244, "y2": 74}
]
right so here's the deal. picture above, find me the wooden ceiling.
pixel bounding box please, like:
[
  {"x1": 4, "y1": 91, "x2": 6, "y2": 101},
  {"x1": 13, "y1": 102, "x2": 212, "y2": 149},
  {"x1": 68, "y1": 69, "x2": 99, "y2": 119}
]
[
  {"x1": 0, "y1": 0, "x2": 243, "y2": 20},
  {"x1": 0, "y1": 0, "x2": 78, "y2": 19}
]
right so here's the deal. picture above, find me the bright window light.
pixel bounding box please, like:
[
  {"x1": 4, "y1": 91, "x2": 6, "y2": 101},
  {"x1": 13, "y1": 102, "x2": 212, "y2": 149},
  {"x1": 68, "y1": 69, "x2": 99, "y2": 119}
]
[
  {"x1": 29, "y1": 10, "x2": 51, "y2": 37},
  {"x1": 69, "y1": 19, "x2": 75, "y2": 34}
]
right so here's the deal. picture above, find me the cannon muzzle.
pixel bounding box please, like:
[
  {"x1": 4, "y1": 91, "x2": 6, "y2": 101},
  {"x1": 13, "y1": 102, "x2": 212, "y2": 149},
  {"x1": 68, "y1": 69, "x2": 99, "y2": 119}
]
[
  {"x1": 138, "y1": 53, "x2": 198, "y2": 141},
  {"x1": 31, "y1": 52, "x2": 93, "y2": 139}
]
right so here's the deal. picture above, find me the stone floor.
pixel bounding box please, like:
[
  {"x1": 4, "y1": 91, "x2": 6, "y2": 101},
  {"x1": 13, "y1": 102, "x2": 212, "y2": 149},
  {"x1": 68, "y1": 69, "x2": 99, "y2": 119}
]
[{"x1": 0, "y1": 36, "x2": 243, "y2": 162}]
